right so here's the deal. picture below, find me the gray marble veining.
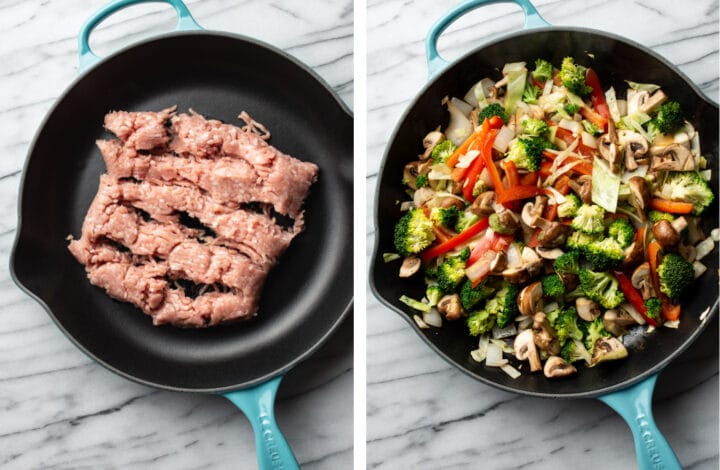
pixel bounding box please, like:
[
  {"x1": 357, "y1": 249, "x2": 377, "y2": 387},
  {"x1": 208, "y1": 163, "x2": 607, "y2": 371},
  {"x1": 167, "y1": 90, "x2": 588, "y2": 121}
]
[
  {"x1": 0, "y1": 1, "x2": 352, "y2": 468},
  {"x1": 367, "y1": 0, "x2": 718, "y2": 469}
]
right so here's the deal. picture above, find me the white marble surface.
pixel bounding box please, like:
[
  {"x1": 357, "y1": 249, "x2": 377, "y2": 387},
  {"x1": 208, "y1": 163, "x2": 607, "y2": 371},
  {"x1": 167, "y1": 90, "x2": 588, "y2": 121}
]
[
  {"x1": 0, "y1": 1, "x2": 352, "y2": 468},
  {"x1": 367, "y1": 0, "x2": 718, "y2": 469}
]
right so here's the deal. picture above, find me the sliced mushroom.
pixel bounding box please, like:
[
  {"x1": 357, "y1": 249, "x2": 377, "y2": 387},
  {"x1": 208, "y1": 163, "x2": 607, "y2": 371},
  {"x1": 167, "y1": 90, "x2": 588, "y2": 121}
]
[
  {"x1": 403, "y1": 162, "x2": 422, "y2": 190},
  {"x1": 631, "y1": 262, "x2": 655, "y2": 300},
  {"x1": 623, "y1": 241, "x2": 644, "y2": 269},
  {"x1": 521, "y1": 247, "x2": 543, "y2": 277},
  {"x1": 514, "y1": 329, "x2": 542, "y2": 372},
  {"x1": 653, "y1": 219, "x2": 680, "y2": 250},
  {"x1": 489, "y1": 250, "x2": 507, "y2": 274},
  {"x1": 399, "y1": 256, "x2": 421, "y2": 278},
  {"x1": 438, "y1": 196, "x2": 466, "y2": 210},
  {"x1": 533, "y1": 312, "x2": 560, "y2": 355},
  {"x1": 590, "y1": 337, "x2": 628, "y2": 366},
  {"x1": 603, "y1": 309, "x2": 637, "y2": 336},
  {"x1": 627, "y1": 90, "x2": 650, "y2": 115},
  {"x1": 598, "y1": 133, "x2": 620, "y2": 169},
  {"x1": 543, "y1": 356, "x2": 577, "y2": 378},
  {"x1": 502, "y1": 266, "x2": 531, "y2": 284},
  {"x1": 469, "y1": 191, "x2": 496, "y2": 216},
  {"x1": 618, "y1": 130, "x2": 648, "y2": 171},
  {"x1": 651, "y1": 143, "x2": 695, "y2": 171},
  {"x1": 413, "y1": 187, "x2": 435, "y2": 208},
  {"x1": 627, "y1": 176, "x2": 650, "y2": 222},
  {"x1": 569, "y1": 175, "x2": 592, "y2": 204},
  {"x1": 518, "y1": 281, "x2": 543, "y2": 316},
  {"x1": 421, "y1": 130, "x2": 445, "y2": 160},
  {"x1": 535, "y1": 219, "x2": 572, "y2": 248},
  {"x1": 491, "y1": 210, "x2": 520, "y2": 234},
  {"x1": 638, "y1": 89, "x2": 667, "y2": 114},
  {"x1": 536, "y1": 247, "x2": 565, "y2": 260},
  {"x1": 520, "y1": 196, "x2": 548, "y2": 228},
  {"x1": 437, "y1": 294, "x2": 464, "y2": 321},
  {"x1": 576, "y1": 297, "x2": 601, "y2": 321}
]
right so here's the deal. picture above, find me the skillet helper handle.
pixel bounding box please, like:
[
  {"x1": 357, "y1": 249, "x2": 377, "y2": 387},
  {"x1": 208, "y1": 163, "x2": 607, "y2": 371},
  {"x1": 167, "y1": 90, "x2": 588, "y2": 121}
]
[
  {"x1": 425, "y1": 0, "x2": 550, "y2": 78},
  {"x1": 78, "y1": 0, "x2": 203, "y2": 73},
  {"x1": 224, "y1": 376, "x2": 300, "y2": 470},
  {"x1": 597, "y1": 374, "x2": 682, "y2": 470}
]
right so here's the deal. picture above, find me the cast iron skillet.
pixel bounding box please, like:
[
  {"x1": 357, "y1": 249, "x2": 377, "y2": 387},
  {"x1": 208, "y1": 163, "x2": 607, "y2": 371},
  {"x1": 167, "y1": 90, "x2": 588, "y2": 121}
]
[
  {"x1": 370, "y1": 1, "x2": 718, "y2": 468},
  {"x1": 9, "y1": 1, "x2": 352, "y2": 468}
]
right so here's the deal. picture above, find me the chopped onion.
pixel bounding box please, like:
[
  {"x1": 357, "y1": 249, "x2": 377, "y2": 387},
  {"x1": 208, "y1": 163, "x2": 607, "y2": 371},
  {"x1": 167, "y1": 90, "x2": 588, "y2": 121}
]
[
  {"x1": 490, "y1": 339, "x2": 514, "y2": 354},
  {"x1": 711, "y1": 228, "x2": 720, "y2": 241},
  {"x1": 691, "y1": 131, "x2": 701, "y2": 156},
  {"x1": 506, "y1": 243, "x2": 522, "y2": 268},
  {"x1": 493, "y1": 125, "x2": 515, "y2": 153},
  {"x1": 621, "y1": 302, "x2": 646, "y2": 325},
  {"x1": 500, "y1": 363, "x2": 522, "y2": 379},
  {"x1": 541, "y1": 185, "x2": 568, "y2": 205},
  {"x1": 444, "y1": 98, "x2": 473, "y2": 145},
  {"x1": 502, "y1": 61, "x2": 527, "y2": 74},
  {"x1": 470, "y1": 335, "x2": 490, "y2": 363},
  {"x1": 383, "y1": 253, "x2": 401, "y2": 263},
  {"x1": 464, "y1": 80, "x2": 487, "y2": 108},
  {"x1": 542, "y1": 78, "x2": 554, "y2": 96},
  {"x1": 478, "y1": 335, "x2": 490, "y2": 352},
  {"x1": 399, "y1": 201, "x2": 414, "y2": 211},
  {"x1": 492, "y1": 324, "x2": 517, "y2": 339},
  {"x1": 695, "y1": 238, "x2": 714, "y2": 261},
  {"x1": 581, "y1": 131, "x2": 597, "y2": 149},
  {"x1": 663, "y1": 320, "x2": 680, "y2": 329},
  {"x1": 470, "y1": 348, "x2": 486, "y2": 363},
  {"x1": 451, "y1": 97, "x2": 474, "y2": 117},
  {"x1": 558, "y1": 118, "x2": 582, "y2": 135},
  {"x1": 413, "y1": 315, "x2": 429, "y2": 329},
  {"x1": 692, "y1": 261, "x2": 707, "y2": 279},
  {"x1": 646, "y1": 325, "x2": 656, "y2": 334},
  {"x1": 456, "y1": 149, "x2": 480, "y2": 169},
  {"x1": 423, "y1": 309, "x2": 443, "y2": 327},
  {"x1": 485, "y1": 342, "x2": 506, "y2": 366}
]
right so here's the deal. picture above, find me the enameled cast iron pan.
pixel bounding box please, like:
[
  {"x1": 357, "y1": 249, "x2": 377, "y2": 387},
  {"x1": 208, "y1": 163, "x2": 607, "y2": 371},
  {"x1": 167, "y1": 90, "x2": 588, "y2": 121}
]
[
  {"x1": 370, "y1": 1, "x2": 718, "y2": 468},
  {"x1": 10, "y1": 1, "x2": 353, "y2": 468}
]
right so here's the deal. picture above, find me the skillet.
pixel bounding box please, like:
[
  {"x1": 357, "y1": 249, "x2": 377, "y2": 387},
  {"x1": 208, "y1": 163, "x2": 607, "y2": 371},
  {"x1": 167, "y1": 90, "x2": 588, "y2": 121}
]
[
  {"x1": 9, "y1": 1, "x2": 353, "y2": 468},
  {"x1": 370, "y1": 0, "x2": 718, "y2": 468}
]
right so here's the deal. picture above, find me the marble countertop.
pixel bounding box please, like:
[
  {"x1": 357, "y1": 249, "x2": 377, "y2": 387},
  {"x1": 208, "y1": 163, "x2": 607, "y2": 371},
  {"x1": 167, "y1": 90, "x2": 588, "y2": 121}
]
[
  {"x1": 367, "y1": 0, "x2": 718, "y2": 469},
  {"x1": 0, "y1": 1, "x2": 352, "y2": 469}
]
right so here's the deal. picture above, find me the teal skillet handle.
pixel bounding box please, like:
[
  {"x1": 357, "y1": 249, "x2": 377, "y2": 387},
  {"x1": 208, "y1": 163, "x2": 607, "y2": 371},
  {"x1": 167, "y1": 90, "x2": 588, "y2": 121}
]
[
  {"x1": 597, "y1": 374, "x2": 682, "y2": 470},
  {"x1": 78, "y1": 0, "x2": 203, "y2": 73},
  {"x1": 224, "y1": 376, "x2": 300, "y2": 470},
  {"x1": 426, "y1": 0, "x2": 550, "y2": 78}
]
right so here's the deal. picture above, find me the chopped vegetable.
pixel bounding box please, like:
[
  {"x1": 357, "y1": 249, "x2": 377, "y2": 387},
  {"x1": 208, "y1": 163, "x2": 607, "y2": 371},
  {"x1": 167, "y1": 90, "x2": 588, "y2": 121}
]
[
  {"x1": 399, "y1": 295, "x2": 431, "y2": 312},
  {"x1": 478, "y1": 103, "x2": 508, "y2": 125},
  {"x1": 559, "y1": 57, "x2": 592, "y2": 96},
  {"x1": 394, "y1": 208, "x2": 435, "y2": 256}
]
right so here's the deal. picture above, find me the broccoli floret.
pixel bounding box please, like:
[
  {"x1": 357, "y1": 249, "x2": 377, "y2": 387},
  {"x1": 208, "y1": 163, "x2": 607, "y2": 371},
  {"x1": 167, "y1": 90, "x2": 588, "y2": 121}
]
[
  {"x1": 585, "y1": 238, "x2": 625, "y2": 271},
  {"x1": 644, "y1": 297, "x2": 662, "y2": 323},
  {"x1": 561, "y1": 338, "x2": 592, "y2": 364},
  {"x1": 489, "y1": 212, "x2": 516, "y2": 235},
  {"x1": 578, "y1": 269, "x2": 625, "y2": 309},
  {"x1": 431, "y1": 139, "x2": 456, "y2": 164},
  {"x1": 563, "y1": 102, "x2": 581, "y2": 115},
  {"x1": 393, "y1": 208, "x2": 435, "y2": 256},
  {"x1": 455, "y1": 211, "x2": 481, "y2": 233},
  {"x1": 580, "y1": 317, "x2": 609, "y2": 354},
  {"x1": 557, "y1": 193, "x2": 581, "y2": 218},
  {"x1": 532, "y1": 58, "x2": 554, "y2": 82},
  {"x1": 582, "y1": 120, "x2": 602, "y2": 136},
  {"x1": 522, "y1": 82, "x2": 540, "y2": 104},
  {"x1": 467, "y1": 309, "x2": 495, "y2": 336},
  {"x1": 478, "y1": 103, "x2": 508, "y2": 125},
  {"x1": 648, "y1": 210, "x2": 675, "y2": 223},
  {"x1": 559, "y1": 57, "x2": 593, "y2": 96},
  {"x1": 430, "y1": 206, "x2": 459, "y2": 229},
  {"x1": 566, "y1": 231, "x2": 601, "y2": 254},
  {"x1": 521, "y1": 118, "x2": 549, "y2": 137},
  {"x1": 657, "y1": 253, "x2": 695, "y2": 300},
  {"x1": 571, "y1": 204, "x2": 606, "y2": 234},
  {"x1": 651, "y1": 101, "x2": 684, "y2": 135},
  {"x1": 426, "y1": 285, "x2": 444, "y2": 307},
  {"x1": 487, "y1": 282, "x2": 521, "y2": 328},
  {"x1": 552, "y1": 307, "x2": 584, "y2": 344},
  {"x1": 554, "y1": 251, "x2": 580, "y2": 276},
  {"x1": 415, "y1": 174, "x2": 429, "y2": 188},
  {"x1": 506, "y1": 137, "x2": 547, "y2": 171},
  {"x1": 607, "y1": 218, "x2": 635, "y2": 248},
  {"x1": 437, "y1": 256, "x2": 467, "y2": 292},
  {"x1": 459, "y1": 279, "x2": 496, "y2": 310},
  {"x1": 542, "y1": 274, "x2": 566, "y2": 298},
  {"x1": 457, "y1": 247, "x2": 471, "y2": 261},
  {"x1": 657, "y1": 171, "x2": 714, "y2": 215}
]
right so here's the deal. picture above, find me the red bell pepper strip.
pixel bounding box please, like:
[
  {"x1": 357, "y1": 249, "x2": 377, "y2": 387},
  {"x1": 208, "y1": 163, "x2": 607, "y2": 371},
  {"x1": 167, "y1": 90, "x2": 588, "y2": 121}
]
[
  {"x1": 420, "y1": 217, "x2": 489, "y2": 262},
  {"x1": 503, "y1": 160, "x2": 520, "y2": 188},
  {"x1": 553, "y1": 127, "x2": 596, "y2": 157},
  {"x1": 542, "y1": 149, "x2": 594, "y2": 176},
  {"x1": 496, "y1": 185, "x2": 541, "y2": 203},
  {"x1": 467, "y1": 250, "x2": 496, "y2": 287},
  {"x1": 647, "y1": 240, "x2": 682, "y2": 321},
  {"x1": 649, "y1": 198, "x2": 694, "y2": 214},
  {"x1": 466, "y1": 229, "x2": 498, "y2": 266},
  {"x1": 585, "y1": 68, "x2": 611, "y2": 120},
  {"x1": 614, "y1": 271, "x2": 658, "y2": 327},
  {"x1": 520, "y1": 171, "x2": 538, "y2": 186},
  {"x1": 488, "y1": 115, "x2": 504, "y2": 130},
  {"x1": 462, "y1": 129, "x2": 497, "y2": 201},
  {"x1": 528, "y1": 228, "x2": 541, "y2": 248},
  {"x1": 580, "y1": 106, "x2": 608, "y2": 130}
]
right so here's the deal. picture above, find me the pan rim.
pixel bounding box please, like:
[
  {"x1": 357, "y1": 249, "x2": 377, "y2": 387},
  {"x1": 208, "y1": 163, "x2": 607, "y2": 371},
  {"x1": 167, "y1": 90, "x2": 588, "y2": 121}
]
[
  {"x1": 370, "y1": 25, "x2": 719, "y2": 399},
  {"x1": 10, "y1": 29, "x2": 353, "y2": 394}
]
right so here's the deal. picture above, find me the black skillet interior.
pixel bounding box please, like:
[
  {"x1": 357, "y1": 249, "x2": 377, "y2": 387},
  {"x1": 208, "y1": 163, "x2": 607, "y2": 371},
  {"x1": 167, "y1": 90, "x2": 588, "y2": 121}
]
[
  {"x1": 11, "y1": 33, "x2": 353, "y2": 393},
  {"x1": 371, "y1": 29, "x2": 719, "y2": 398}
]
